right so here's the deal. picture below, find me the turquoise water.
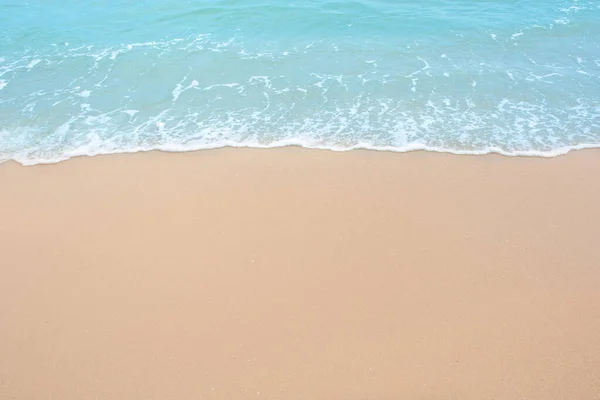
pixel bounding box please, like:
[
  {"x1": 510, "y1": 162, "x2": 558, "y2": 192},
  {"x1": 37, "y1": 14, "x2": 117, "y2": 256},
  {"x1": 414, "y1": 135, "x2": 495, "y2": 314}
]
[{"x1": 1, "y1": 0, "x2": 599, "y2": 164}]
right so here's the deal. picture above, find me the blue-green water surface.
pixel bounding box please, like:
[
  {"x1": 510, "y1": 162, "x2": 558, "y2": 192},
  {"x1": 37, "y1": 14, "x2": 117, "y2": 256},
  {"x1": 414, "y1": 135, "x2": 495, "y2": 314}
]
[{"x1": 1, "y1": 0, "x2": 599, "y2": 164}]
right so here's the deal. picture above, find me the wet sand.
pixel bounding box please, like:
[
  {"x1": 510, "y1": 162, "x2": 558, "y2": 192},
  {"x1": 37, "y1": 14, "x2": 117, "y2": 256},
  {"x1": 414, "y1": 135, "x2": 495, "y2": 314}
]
[{"x1": 1, "y1": 148, "x2": 599, "y2": 399}]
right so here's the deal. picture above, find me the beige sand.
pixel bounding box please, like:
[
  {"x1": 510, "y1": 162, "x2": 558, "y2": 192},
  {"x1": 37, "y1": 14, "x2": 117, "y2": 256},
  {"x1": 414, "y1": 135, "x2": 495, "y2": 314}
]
[{"x1": 1, "y1": 148, "x2": 599, "y2": 399}]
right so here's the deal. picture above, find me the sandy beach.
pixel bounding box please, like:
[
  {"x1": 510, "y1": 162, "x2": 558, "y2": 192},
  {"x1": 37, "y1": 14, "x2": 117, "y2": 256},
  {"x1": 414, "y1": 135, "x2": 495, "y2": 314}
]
[{"x1": 1, "y1": 148, "x2": 599, "y2": 399}]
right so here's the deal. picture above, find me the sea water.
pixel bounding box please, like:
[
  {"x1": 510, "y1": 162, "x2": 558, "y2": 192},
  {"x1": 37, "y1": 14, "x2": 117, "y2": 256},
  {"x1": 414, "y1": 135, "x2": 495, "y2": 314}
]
[{"x1": 1, "y1": 0, "x2": 599, "y2": 164}]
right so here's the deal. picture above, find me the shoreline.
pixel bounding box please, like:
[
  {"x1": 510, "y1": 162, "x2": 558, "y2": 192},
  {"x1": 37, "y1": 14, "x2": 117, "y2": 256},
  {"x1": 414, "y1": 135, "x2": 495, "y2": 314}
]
[
  {"x1": 1, "y1": 147, "x2": 599, "y2": 399},
  {"x1": 4, "y1": 141, "x2": 600, "y2": 166}
]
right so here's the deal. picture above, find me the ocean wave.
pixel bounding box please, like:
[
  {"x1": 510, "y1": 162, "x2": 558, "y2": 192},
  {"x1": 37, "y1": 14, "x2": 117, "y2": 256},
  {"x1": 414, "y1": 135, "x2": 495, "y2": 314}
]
[
  {"x1": 1, "y1": 0, "x2": 599, "y2": 165},
  {"x1": 3, "y1": 138, "x2": 600, "y2": 166}
]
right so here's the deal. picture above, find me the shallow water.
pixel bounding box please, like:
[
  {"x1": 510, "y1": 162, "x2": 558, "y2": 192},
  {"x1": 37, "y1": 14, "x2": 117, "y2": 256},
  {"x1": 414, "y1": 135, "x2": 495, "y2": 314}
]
[{"x1": 1, "y1": 0, "x2": 599, "y2": 164}]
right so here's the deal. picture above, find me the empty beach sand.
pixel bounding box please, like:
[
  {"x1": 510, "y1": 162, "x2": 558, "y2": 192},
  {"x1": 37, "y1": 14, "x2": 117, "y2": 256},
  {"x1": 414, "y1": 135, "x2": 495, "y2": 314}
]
[{"x1": 1, "y1": 148, "x2": 599, "y2": 399}]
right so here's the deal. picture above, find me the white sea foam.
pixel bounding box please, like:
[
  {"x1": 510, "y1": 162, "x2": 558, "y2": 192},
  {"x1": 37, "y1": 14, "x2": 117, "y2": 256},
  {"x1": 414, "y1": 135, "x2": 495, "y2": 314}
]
[
  {"x1": 203, "y1": 82, "x2": 239, "y2": 90},
  {"x1": 26, "y1": 59, "x2": 41, "y2": 69},
  {"x1": 124, "y1": 109, "x2": 139, "y2": 117},
  {"x1": 4, "y1": 138, "x2": 600, "y2": 167},
  {"x1": 172, "y1": 78, "x2": 200, "y2": 102},
  {"x1": 405, "y1": 57, "x2": 431, "y2": 78}
]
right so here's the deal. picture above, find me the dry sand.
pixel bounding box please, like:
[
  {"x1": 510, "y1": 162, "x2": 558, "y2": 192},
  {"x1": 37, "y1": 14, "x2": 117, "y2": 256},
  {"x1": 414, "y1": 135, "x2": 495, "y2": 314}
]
[{"x1": 1, "y1": 148, "x2": 599, "y2": 399}]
